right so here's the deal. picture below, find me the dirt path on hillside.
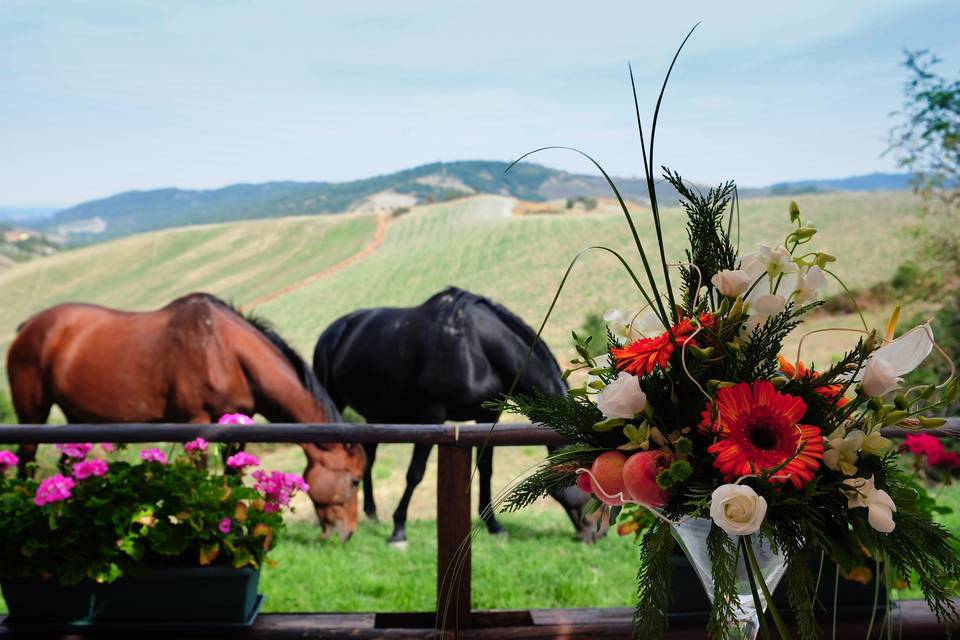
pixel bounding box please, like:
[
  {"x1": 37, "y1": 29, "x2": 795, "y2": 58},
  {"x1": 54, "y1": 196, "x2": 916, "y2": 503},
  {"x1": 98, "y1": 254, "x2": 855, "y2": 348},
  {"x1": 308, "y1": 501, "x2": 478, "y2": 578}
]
[{"x1": 241, "y1": 213, "x2": 390, "y2": 311}]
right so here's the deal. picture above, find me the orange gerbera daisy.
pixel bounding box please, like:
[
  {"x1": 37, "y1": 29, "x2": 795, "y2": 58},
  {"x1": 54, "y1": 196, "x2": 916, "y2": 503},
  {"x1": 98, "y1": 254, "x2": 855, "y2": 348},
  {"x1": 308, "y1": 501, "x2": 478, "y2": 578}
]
[
  {"x1": 611, "y1": 314, "x2": 711, "y2": 377},
  {"x1": 699, "y1": 380, "x2": 824, "y2": 489},
  {"x1": 777, "y1": 355, "x2": 849, "y2": 407}
]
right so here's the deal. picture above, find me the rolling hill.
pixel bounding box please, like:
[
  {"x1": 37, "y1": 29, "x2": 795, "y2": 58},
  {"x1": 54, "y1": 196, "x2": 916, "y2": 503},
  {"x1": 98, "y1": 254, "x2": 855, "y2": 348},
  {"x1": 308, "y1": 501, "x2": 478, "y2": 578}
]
[
  {"x1": 0, "y1": 190, "x2": 925, "y2": 396},
  {"x1": 40, "y1": 161, "x2": 914, "y2": 242}
]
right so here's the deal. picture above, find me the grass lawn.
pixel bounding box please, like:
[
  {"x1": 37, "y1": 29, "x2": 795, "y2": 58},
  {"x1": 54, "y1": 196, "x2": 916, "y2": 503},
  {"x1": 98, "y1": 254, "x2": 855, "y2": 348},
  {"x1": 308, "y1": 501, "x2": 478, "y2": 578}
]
[{"x1": 260, "y1": 510, "x2": 638, "y2": 612}]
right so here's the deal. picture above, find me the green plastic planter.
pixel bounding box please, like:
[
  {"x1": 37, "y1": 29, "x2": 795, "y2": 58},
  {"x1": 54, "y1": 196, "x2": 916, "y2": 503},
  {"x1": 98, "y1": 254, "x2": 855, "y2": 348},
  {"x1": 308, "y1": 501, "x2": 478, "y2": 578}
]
[{"x1": 1, "y1": 566, "x2": 261, "y2": 629}]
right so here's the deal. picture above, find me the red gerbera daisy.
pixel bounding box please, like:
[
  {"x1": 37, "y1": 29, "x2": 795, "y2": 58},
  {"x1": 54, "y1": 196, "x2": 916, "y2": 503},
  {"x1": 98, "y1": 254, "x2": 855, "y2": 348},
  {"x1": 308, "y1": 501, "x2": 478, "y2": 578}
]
[
  {"x1": 611, "y1": 314, "x2": 711, "y2": 377},
  {"x1": 777, "y1": 355, "x2": 849, "y2": 408},
  {"x1": 699, "y1": 380, "x2": 824, "y2": 489}
]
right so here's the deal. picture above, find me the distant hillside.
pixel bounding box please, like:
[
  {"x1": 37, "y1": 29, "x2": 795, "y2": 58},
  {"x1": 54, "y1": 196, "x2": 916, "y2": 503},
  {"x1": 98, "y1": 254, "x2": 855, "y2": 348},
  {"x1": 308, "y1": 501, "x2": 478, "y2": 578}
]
[
  {"x1": 759, "y1": 172, "x2": 914, "y2": 195},
  {"x1": 44, "y1": 162, "x2": 915, "y2": 242}
]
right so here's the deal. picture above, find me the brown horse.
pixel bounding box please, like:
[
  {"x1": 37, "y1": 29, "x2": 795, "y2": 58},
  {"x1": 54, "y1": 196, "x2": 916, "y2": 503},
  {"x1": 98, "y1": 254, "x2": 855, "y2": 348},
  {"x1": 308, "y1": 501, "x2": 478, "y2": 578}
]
[{"x1": 6, "y1": 292, "x2": 365, "y2": 541}]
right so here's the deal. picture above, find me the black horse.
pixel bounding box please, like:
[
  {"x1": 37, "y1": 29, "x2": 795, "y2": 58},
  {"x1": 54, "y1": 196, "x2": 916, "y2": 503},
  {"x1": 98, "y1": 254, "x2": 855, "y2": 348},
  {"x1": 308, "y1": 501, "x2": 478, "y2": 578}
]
[{"x1": 313, "y1": 287, "x2": 602, "y2": 543}]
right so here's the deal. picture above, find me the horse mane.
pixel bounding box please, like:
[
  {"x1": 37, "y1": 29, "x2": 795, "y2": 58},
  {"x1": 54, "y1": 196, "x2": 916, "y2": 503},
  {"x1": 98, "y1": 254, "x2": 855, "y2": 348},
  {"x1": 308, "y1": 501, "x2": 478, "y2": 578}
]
[
  {"x1": 432, "y1": 287, "x2": 564, "y2": 390},
  {"x1": 197, "y1": 294, "x2": 342, "y2": 421}
]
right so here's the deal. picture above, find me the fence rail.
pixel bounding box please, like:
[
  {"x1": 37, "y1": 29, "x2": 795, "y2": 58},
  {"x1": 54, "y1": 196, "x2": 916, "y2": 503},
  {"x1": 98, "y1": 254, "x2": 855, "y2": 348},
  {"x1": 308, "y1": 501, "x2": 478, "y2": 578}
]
[{"x1": 1, "y1": 420, "x2": 958, "y2": 638}]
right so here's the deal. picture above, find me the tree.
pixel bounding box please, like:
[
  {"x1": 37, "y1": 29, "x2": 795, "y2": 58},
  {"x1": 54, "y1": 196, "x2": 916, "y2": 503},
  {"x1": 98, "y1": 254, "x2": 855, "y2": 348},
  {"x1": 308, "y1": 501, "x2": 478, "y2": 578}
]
[{"x1": 888, "y1": 50, "x2": 960, "y2": 274}]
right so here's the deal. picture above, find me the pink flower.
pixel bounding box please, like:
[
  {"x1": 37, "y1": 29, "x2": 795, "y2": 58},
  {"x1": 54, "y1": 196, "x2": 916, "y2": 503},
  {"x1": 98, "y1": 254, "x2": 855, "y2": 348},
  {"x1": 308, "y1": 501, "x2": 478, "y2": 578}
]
[
  {"x1": 902, "y1": 433, "x2": 946, "y2": 466},
  {"x1": 0, "y1": 450, "x2": 19, "y2": 472},
  {"x1": 184, "y1": 438, "x2": 208, "y2": 453},
  {"x1": 252, "y1": 469, "x2": 309, "y2": 511},
  {"x1": 218, "y1": 413, "x2": 254, "y2": 425},
  {"x1": 139, "y1": 448, "x2": 168, "y2": 464},
  {"x1": 35, "y1": 474, "x2": 76, "y2": 506},
  {"x1": 936, "y1": 451, "x2": 960, "y2": 470},
  {"x1": 226, "y1": 452, "x2": 260, "y2": 470},
  {"x1": 218, "y1": 517, "x2": 232, "y2": 534},
  {"x1": 72, "y1": 459, "x2": 109, "y2": 480},
  {"x1": 99, "y1": 443, "x2": 115, "y2": 453},
  {"x1": 55, "y1": 443, "x2": 93, "y2": 460}
]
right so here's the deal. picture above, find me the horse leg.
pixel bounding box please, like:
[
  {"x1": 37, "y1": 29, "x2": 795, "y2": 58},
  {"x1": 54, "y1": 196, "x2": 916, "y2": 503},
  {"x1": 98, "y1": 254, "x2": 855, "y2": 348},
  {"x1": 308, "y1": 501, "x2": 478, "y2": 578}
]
[
  {"x1": 362, "y1": 442, "x2": 379, "y2": 521},
  {"x1": 545, "y1": 445, "x2": 608, "y2": 543},
  {"x1": 7, "y1": 359, "x2": 52, "y2": 479},
  {"x1": 389, "y1": 442, "x2": 433, "y2": 544},
  {"x1": 477, "y1": 445, "x2": 503, "y2": 534}
]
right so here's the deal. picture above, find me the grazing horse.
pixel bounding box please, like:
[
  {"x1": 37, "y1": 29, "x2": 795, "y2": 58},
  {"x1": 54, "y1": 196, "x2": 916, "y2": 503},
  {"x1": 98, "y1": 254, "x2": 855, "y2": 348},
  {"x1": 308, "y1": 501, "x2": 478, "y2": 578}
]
[
  {"x1": 6, "y1": 293, "x2": 366, "y2": 541},
  {"x1": 313, "y1": 287, "x2": 603, "y2": 544}
]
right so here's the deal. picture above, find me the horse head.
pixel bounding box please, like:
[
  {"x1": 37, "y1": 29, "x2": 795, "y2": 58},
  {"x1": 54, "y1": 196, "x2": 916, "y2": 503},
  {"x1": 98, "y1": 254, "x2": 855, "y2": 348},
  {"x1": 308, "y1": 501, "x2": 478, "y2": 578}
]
[{"x1": 301, "y1": 442, "x2": 366, "y2": 541}]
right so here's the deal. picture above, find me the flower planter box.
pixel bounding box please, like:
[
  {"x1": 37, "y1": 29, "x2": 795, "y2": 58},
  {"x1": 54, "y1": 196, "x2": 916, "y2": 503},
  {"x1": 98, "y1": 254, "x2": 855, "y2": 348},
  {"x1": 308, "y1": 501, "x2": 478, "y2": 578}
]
[
  {"x1": 669, "y1": 555, "x2": 887, "y2": 623},
  {"x1": 1, "y1": 566, "x2": 261, "y2": 630}
]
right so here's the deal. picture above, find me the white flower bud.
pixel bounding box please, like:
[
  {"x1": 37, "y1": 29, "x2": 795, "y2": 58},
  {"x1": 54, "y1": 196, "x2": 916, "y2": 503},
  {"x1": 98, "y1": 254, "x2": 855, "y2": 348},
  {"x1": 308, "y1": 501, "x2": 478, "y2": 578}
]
[
  {"x1": 711, "y1": 269, "x2": 751, "y2": 298},
  {"x1": 596, "y1": 372, "x2": 647, "y2": 419},
  {"x1": 860, "y1": 356, "x2": 901, "y2": 397}
]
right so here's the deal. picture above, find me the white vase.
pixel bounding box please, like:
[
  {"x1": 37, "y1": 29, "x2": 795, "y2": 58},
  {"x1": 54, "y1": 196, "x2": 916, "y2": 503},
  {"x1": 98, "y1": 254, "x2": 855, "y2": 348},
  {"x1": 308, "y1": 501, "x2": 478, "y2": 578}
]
[{"x1": 671, "y1": 517, "x2": 787, "y2": 640}]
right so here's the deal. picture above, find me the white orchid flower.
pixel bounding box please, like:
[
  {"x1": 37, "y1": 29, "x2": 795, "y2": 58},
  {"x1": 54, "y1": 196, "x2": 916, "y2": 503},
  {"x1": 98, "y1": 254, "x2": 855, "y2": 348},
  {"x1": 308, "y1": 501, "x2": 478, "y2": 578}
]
[
  {"x1": 792, "y1": 266, "x2": 828, "y2": 304},
  {"x1": 823, "y1": 428, "x2": 864, "y2": 476},
  {"x1": 842, "y1": 475, "x2": 897, "y2": 533}
]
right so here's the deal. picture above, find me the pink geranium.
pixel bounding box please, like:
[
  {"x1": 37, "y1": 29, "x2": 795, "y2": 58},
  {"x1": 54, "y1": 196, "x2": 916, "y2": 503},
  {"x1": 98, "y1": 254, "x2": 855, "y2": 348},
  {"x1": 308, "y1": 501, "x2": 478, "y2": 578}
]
[
  {"x1": 903, "y1": 433, "x2": 946, "y2": 465},
  {"x1": 218, "y1": 413, "x2": 254, "y2": 425},
  {"x1": 35, "y1": 474, "x2": 76, "y2": 506},
  {"x1": 184, "y1": 438, "x2": 209, "y2": 453},
  {"x1": 55, "y1": 443, "x2": 93, "y2": 460},
  {"x1": 253, "y1": 469, "x2": 309, "y2": 512},
  {"x1": 139, "y1": 448, "x2": 168, "y2": 464},
  {"x1": 99, "y1": 443, "x2": 115, "y2": 453},
  {"x1": 72, "y1": 459, "x2": 109, "y2": 480},
  {"x1": 0, "y1": 450, "x2": 18, "y2": 472},
  {"x1": 218, "y1": 517, "x2": 232, "y2": 534},
  {"x1": 225, "y1": 452, "x2": 260, "y2": 470}
]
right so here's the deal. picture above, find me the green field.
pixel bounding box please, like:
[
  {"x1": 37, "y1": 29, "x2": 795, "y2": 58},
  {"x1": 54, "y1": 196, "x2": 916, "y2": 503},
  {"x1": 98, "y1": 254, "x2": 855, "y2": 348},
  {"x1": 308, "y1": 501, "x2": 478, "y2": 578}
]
[
  {"x1": 0, "y1": 190, "x2": 926, "y2": 392},
  {"x1": 1, "y1": 188, "x2": 950, "y2": 615}
]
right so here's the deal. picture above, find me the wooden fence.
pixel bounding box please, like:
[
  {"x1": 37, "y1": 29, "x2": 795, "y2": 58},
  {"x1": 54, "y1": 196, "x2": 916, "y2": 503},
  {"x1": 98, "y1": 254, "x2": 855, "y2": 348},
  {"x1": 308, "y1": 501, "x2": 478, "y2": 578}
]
[{"x1": 0, "y1": 421, "x2": 957, "y2": 639}]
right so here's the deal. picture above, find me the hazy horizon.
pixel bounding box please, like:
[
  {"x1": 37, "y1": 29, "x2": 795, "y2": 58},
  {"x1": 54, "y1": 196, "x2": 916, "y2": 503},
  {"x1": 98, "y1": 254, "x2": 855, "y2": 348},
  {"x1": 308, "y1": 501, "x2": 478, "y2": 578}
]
[{"x1": 2, "y1": 1, "x2": 958, "y2": 206}]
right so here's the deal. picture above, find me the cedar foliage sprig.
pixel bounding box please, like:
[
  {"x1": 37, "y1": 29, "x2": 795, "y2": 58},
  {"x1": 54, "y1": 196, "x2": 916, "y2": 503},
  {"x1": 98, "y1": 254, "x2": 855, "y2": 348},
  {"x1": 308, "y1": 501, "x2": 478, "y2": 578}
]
[
  {"x1": 633, "y1": 520, "x2": 675, "y2": 639},
  {"x1": 663, "y1": 169, "x2": 737, "y2": 314}
]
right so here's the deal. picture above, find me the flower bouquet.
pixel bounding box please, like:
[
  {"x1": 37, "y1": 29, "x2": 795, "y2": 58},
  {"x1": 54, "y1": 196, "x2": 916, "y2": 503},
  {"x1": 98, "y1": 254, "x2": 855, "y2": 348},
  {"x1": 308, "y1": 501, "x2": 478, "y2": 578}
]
[
  {"x1": 496, "y1": 29, "x2": 960, "y2": 640},
  {"x1": 0, "y1": 434, "x2": 308, "y2": 627}
]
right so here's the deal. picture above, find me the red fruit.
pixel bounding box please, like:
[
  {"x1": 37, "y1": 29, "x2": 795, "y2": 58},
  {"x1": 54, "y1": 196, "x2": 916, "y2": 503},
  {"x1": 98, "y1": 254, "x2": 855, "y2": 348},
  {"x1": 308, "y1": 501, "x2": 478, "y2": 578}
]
[
  {"x1": 575, "y1": 471, "x2": 593, "y2": 494},
  {"x1": 622, "y1": 450, "x2": 673, "y2": 507},
  {"x1": 590, "y1": 451, "x2": 629, "y2": 505}
]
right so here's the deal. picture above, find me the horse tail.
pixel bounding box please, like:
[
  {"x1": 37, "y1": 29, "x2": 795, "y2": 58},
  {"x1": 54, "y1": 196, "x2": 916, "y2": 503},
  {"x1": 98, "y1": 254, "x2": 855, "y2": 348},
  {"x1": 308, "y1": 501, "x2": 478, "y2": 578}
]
[{"x1": 312, "y1": 315, "x2": 353, "y2": 413}]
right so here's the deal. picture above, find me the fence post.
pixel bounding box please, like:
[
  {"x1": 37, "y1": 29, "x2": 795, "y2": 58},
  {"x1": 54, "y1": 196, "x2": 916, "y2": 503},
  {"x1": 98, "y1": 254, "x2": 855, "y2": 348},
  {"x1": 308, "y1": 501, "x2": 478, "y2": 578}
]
[{"x1": 436, "y1": 444, "x2": 472, "y2": 634}]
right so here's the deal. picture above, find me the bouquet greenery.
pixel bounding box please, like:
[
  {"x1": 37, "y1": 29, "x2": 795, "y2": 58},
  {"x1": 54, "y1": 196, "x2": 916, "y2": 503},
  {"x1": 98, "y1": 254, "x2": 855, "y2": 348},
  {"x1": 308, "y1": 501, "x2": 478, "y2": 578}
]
[
  {"x1": 497, "y1": 27, "x2": 960, "y2": 640},
  {"x1": 0, "y1": 437, "x2": 307, "y2": 586}
]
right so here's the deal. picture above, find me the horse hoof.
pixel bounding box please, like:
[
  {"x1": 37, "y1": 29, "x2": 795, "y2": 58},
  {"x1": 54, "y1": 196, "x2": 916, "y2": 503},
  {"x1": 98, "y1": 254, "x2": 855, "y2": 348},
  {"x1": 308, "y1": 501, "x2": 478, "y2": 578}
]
[
  {"x1": 388, "y1": 530, "x2": 407, "y2": 545},
  {"x1": 387, "y1": 538, "x2": 408, "y2": 550},
  {"x1": 487, "y1": 523, "x2": 506, "y2": 536},
  {"x1": 365, "y1": 511, "x2": 379, "y2": 522}
]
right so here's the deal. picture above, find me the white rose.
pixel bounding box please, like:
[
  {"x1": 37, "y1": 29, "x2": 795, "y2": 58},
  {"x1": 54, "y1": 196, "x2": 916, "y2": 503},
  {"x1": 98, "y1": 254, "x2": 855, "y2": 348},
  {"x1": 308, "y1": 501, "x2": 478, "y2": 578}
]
[
  {"x1": 596, "y1": 372, "x2": 647, "y2": 419},
  {"x1": 709, "y1": 484, "x2": 767, "y2": 536},
  {"x1": 860, "y1": 356, "x2": 901, "y2": 397},
  {"x1": 752, "y1": 293, "x2": 786, "y2": 316},
  {"x1": 842, "y1": 475, "x2": 897, "y2": 533},
  {"x1": 711, "y1": 269, "x2": 751, "y2": 298}
]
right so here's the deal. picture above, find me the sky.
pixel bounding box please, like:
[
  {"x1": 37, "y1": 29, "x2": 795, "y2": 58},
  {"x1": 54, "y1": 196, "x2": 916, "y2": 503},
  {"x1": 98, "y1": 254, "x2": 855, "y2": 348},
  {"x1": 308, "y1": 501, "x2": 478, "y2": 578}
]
[{"x1": 2, "y1": 1, "x2": 959, "y2": 207}]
